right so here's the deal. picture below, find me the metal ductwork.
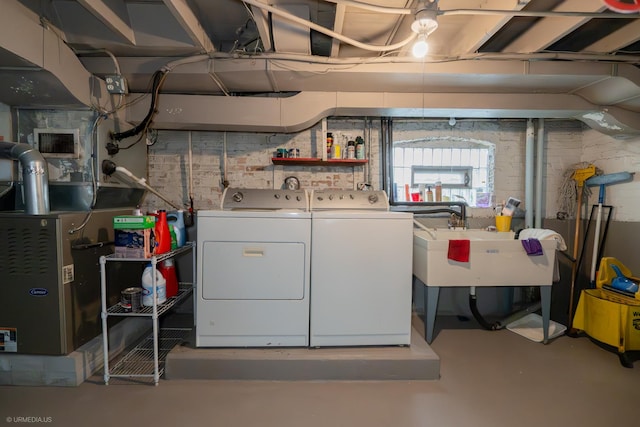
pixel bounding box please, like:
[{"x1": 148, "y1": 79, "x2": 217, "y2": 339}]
[{"x1": 0, "y1": 141, "x2": 49, "y2": 214}]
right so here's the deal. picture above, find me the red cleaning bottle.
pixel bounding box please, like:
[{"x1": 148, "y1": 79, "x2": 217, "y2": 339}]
[
  {"x1": 154, "y1": 209, "x2": 171, "y2": 255},
  {"x1": 158, "y1": 258, "x2": 178, "y2": 298}
]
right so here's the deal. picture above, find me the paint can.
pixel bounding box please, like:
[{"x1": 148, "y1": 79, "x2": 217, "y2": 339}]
[{"x1": 121, "y1": 287, "x2": 142, "y2": 312}]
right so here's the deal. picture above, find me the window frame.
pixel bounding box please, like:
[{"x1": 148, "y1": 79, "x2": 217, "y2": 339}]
[
  {"x1": 387, "y1": 123, "x2": 495, "y2": 208},
  {"x1": 411, "y1": 166, "x2": 472, "y2": 189}
]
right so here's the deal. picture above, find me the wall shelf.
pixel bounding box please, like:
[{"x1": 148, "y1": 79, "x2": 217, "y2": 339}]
[{"x1": 271, "y1": 157, "x2": 368, "y2": 166}]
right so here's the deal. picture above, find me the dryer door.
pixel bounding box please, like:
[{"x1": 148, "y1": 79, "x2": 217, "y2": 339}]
[{"x1": 201, "y1": 241, "x2": 306, "y2": 300}]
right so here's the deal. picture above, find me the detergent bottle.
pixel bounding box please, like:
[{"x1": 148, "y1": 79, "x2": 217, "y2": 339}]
[
  {"x1": 154, "y1": 210, "x2": 171, "y2": 254},
  {"x1": 167, "y1": 210, "x2": 187, "y2": 248},
  {"x1": 158, "y1": 258, "x2": 179, "y2": 298},
  {"x1": 141, "y1": 264, "x2": 166, "y2": 306}
]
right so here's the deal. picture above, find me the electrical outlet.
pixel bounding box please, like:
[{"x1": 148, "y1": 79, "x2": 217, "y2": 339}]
[{"x1": 105, "y1": 74, "x2": 127, "y2": 94}]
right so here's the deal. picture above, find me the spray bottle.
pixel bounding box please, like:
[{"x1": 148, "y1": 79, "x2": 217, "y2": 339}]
[{"x1": 426, "y1": 186, "x2": 434, "y2": 202}]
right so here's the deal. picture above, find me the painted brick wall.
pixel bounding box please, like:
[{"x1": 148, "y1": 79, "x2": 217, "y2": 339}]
[
  {"x1": 581, "y1": 129, "x2": 640, "y2": 222},
  {"x1": 143, "y1": 118, "x2": 639, "y2": 222},
  {"x1": 145, "y1": 119, "x2": 378, "y2": 211}
]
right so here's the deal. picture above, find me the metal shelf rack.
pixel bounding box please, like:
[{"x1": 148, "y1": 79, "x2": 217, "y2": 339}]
[{"x1": 100, "y1": 242, "x2": 195, "y2": 385}]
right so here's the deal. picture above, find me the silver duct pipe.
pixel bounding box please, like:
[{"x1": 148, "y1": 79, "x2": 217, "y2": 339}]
[{"x1": 0, "y1": 141, "x2": 50, "y2": 215}]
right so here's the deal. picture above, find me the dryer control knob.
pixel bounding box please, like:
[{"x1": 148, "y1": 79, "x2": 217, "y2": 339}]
[
  {"x1": 274, "y1": 194, "x2": 280, "y2": 199},
  {"x1": 232, "y1": 192, "x2": 244, "y2": 202},
  {"x1": 285, "y1": 194, "x2": 290, "y2": 200},
  {"x1": 368, "y1": 194, "x2": 379, "y2": 204}
]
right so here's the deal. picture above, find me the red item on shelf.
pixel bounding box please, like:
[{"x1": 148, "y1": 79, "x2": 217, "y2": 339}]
[
  {"x1": 158, "y1": 258, "x2": 178, "y2": 298},
  {"x1": 154, "y1": 210, "x2": 172, "y2": 255}
]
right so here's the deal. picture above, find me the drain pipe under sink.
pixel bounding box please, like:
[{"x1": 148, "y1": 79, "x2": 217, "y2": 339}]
[{"x1": 469, "y1": 286, "x2": 542, "y2": 331}]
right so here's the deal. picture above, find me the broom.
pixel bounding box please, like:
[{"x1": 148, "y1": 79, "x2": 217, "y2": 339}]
[{"x1": 566, "y1": 164, "x2": 596, "y2": 325}]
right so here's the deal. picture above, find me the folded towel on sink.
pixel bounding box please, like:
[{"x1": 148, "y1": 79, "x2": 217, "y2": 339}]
[
  {"x1": 521, "y1": 238, "x2": 544, "y2": 256},
  {"x1": 448, "y1": 239, "x2": 470, "y2": 262},
  {"x1": 518, "y1": 228, "x2": 567, "y2": 251}
]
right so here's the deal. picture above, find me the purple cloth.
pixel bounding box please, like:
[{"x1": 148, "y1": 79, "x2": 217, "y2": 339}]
[{"x1": 521, "y1": 238, "x2": 543, "y2": 256}]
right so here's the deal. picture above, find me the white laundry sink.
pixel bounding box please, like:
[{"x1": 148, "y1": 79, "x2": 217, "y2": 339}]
[
  {"x1": 412, "y1": 228, "x2": 557, "y2": 344},
  {"x1": 413, "y1": 229, "x2": 556, "y2": 287}
]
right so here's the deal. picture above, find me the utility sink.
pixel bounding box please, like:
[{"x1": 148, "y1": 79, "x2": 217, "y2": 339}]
[
  {"x1": 412, "y1": 228, "x2": 557, "y2": 344},
  {"x1": 413, "y1": 229, "x2": 556, "y2": 287}
]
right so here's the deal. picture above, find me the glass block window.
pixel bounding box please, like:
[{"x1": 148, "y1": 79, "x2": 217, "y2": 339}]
[{"x1": 392, "y1": 136, "x2": 495, "y2": 207}]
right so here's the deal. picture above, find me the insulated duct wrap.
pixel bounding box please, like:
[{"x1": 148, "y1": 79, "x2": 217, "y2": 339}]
[{"x1": 0, "y1": 141, "x2": 50, "y2": 214}]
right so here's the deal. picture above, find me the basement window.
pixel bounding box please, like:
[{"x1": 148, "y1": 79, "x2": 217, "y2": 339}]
[{"x1": 391, "y1": 133, "x2": 495, "y2": 208}]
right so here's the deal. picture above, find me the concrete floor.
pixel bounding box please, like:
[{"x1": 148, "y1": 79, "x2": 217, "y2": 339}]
[{"x1": 1, "y1": 316, "x2": 638, "y2": 427}]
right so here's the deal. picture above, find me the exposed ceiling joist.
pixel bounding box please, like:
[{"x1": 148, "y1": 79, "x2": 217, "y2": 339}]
[
  {"x1": 504, "y1": 0, "x2": 606, "y2": 53},
  {"x1": 77, "y1": 0, "x2": 136, "y2": 45},
  {"x1": 330, "y1": 3, "x2": 347, "y2": 57},
  {"x1": 444, "y1": 0, "x2": 531, "y2": 56},
  {"x1": 250, "y1": 5, "x2": 272, "y2": 51},
  {"x1": 162, "y1": 0, "x2": 215, "y2": 53},
  {"x1": 583, "y1": 20, "x2": 640, "y2": 53}
]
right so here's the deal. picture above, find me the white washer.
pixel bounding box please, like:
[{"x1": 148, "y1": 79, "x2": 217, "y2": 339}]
[
  {"x1": 310, "y1": 190, "x2": 413, "y2": 347},
  {"x1": 196, "y1": 188, "x2": 311, "y2": 347}
]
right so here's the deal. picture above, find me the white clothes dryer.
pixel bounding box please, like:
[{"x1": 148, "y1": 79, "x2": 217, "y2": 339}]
[{"x1": 196, "y1": 188, "x2": 311, "y2": 347}]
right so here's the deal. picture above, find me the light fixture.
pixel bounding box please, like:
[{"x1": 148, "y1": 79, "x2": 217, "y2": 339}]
[
  {"x1": 411, "y1": 8, "x2": 439, "y2": 37},
  {"x1": 412, "y1": 34, "x2": 429, "y2": 58},
  {"x1": 411, "y1": 1, "x2": 439, "y2": 58},
  {"x1": 449, "y1": 117, "x2": 456, "y2": 126}
]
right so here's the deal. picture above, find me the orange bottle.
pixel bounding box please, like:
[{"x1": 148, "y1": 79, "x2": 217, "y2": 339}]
[{"x1": 154, "y1": 210, "x2": 171, "y2": 255}]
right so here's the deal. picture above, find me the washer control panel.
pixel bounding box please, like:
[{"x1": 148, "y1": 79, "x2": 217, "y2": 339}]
[
  {"x1": 221, "y1": 188, "x2": 309, "y2": 210},
  {"x1": 310, "y1": 190, "x2": 389, "y2": 211}
]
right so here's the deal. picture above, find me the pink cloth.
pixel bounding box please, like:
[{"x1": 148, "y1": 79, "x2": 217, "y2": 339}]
[{"x1": 448, "y1": 240, "x2": 470, "y2": 262}]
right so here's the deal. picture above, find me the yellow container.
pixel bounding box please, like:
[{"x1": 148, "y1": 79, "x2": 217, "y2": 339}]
[
  {"x1": 495, "y1": 215, "x2": 512, "y2": 232},
  {"x1": 572, "y1": 289, "x2": 640, "y2": 353}
]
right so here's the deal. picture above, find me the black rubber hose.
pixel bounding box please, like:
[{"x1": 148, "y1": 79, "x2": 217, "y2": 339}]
[
  {"x1": 469, "y1": 294, "x2": 499, "y2": 330},
  {"x1": 111, "y1": 70, "x2": 166, "y2": 141}
]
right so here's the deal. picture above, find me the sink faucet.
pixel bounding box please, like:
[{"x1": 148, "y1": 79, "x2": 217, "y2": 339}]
[{"x1": 448, "y1": 213, "x2": 465, "y2": 229}]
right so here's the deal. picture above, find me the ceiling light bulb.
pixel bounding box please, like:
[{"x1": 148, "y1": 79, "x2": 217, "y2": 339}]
[
  {"x1": 412, "y1": 34, "x2": 429, "y2": 58},
  {"x1": 449, "y1": 117, "x2": 456, "y2": 126}
]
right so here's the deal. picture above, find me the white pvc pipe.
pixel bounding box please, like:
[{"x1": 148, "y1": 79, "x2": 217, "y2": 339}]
[
  {"x1": 535, "y1": 119, "x2": 544, "y2": 228},
  {"x1": 440, "y1": 9, "x2": 635, "y2": 19},
  {"x1": 115, "y1": 166, "x2": 182, "y2": 210},
  {"x1": 525, "y1": 119, "x2": 534, "y2": 229}
]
